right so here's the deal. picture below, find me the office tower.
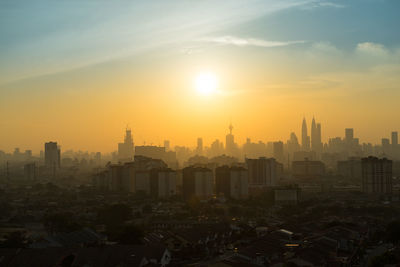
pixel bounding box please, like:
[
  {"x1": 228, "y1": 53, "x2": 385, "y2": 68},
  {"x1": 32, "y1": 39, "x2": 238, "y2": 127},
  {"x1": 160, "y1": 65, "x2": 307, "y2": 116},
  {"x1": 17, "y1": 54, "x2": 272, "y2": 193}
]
[
  {"x1": 311, "y1": 117, "x2": 316, "y2": 149},
  {"x1": 215, "y1": 166, "x2": 248, "y2": 199},
  {"x1": 225, "y1": 123, "x2": 235, "y2": 156},
  {"x1": 292, "y1": 159, "x2": 325, "y2": 181},
  {"x1": 118, "y1": 127, "x2": 134, "y2": 162},
  {"x1": 24, "y1": 150, "x2": 32, "y2": 160},
  {"x1": 246, "y1": 157, "x2": 279, "y2": 187},
  {"x1": 337, "y1": 158, "x2": 362, "y2": 181},
  {"x1": 273, "y1": 141, "x2": 284, "y2": 163},
  {"x1": 287, "y1": 132, "x2": 300, "y2": 157},
  {"x1": 95, "y1": 152, "x2": 101, "y2": 166},
  {"x1": 311, "y1": 117, "x2": 323, "y2": 154},
  {"x1": 362, "y1": 157, "x2": 392, "y2": 194},
  {"x1": 392, "y1": 132, "x2": 398, "y2": 146},
  {"x1": 24, "y1": 162, "x2": 37, "y2": 180},
  {"x1": 210, "y1": 139, "x2": 224, "y2": 157},
  {"x1": 182, "y1": 166, "x2": 214, "y2": 200},
  {"x1": 164, "y1": 140, "x2": 170, "y2": 151},
  {"x1": 45, "y1": 142, "x2": 60, "y2": 170},
  {"x1": 345, "y1": 128, "x2": 354, "y2": 141},
  {"x1": 109, "y1": 164, "x2": 124, "y2": 191},
  {"x1": 382, "y1": 138, "x2": 390, "y2": 155},
  {"x1": 135, "y1": 146, "x2": 177, "y2": 168},
  {"x1": 196, "y1": 137, "x2": 203, "y2": 155},
  {"x1": 150, "y1": 168, "x2": 177, "y2": 198},
  {"x1": 301, "y1": 118, "x2": 310, "y2": 151}
]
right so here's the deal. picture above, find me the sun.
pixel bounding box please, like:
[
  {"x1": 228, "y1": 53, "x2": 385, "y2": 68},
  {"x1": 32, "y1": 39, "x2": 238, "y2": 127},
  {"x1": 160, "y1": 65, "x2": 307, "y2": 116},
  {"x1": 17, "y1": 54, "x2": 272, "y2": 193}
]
[{"x1": 195, "y1": 72, "x2": 218, "y2": 95}]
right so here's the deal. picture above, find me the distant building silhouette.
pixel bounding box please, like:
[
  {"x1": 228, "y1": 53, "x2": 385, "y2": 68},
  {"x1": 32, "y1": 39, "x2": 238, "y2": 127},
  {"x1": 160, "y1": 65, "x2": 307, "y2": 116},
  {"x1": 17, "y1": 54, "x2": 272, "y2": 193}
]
[
  {"x1": 24, "y1": 162, "x2": 38, "y2": 180},
  {"x1": 225, "y1": 123, "x2": 236, "y2": 156},
  {"x1": 246, "y1": 157, "x2": 280, "y2": 187},
  {"x1": 44, "y1": 142, "x2": 60, "y2": 173},
  {"x1": 215, "y1": 166, "x2": 248, "y2": 199},
  {"x1": 164, "y1": 140, "x2": 170, "y2": 151},
  {"x1": 345, "y1": 128, "x2": 354, "y2": 141},
  {"x1": 182, "y1": 166, "x2": 213, "y2": 200},
  {"x1": 135, "y1": 145, "x2": 177, "y2": 168},
  {"x1": 362, "y1": 157, "x2": 392, "y2": 195},
  {"x1": 337, "y1": 158, "x2": 362, "y2": 181},
  {"x1": 118, "y1": 127, "x2": 134, "y2": 162},
  {"x1": 301, "y1": 118, "x2": 310, "y2": 151},
  {"x1": 392, "y1": 132, "x2": 398, "y2": 146},
  {"x1": 292, "y1": 158, "x2": 325, "y2": 181},
  {"x1": 311, "y1": 117, "x2": 322, "y2": 155},
  {"x1": 150, "y1": 168, "x2": 177, "y2": 198},
  {"x1": 196, "y1": 137, "x2": 203, "y2": 155},
  {"x1": 273, "y1": 141, "x2": 284, "y2": 163}
]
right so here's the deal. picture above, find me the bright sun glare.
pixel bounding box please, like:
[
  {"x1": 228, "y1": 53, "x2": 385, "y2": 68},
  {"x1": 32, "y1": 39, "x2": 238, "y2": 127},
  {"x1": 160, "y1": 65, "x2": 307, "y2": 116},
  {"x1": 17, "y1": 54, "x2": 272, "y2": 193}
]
[{"x1": 195, "y1": 72, "x2": 218, "y2": 95}]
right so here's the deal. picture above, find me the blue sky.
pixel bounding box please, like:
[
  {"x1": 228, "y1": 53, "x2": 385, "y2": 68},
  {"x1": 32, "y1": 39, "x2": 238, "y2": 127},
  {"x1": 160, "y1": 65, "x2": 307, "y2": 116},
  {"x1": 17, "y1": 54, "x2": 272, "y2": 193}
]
[{"x1": 1, "y1": 0, "x2": 399, "y2": 83}]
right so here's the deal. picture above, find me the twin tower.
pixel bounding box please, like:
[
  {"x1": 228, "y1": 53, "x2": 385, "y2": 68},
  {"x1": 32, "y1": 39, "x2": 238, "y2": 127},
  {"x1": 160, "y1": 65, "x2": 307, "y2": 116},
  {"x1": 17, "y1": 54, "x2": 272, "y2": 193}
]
[{"x1": 302, "y1": 117, "x2": 322, "y2": 152}]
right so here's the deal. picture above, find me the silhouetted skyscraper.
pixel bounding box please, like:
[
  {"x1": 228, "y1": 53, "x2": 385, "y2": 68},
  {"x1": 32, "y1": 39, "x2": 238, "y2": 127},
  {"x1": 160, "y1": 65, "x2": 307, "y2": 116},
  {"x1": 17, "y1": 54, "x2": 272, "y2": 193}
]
[
  {"x1": 246, "y1": 157, "x2": 279, "y2": 187},
  {"x1": 118, "y1": 127, "x2": 134, "y2": 161},
  {"x1": 225, "y1": 123, "x2": 236, "y2": 156},
  {"x1": 273, "y1": 141, "x2": 284, "y2": 163},
  {"x1": 345, "y1": 128, "x2": 354, "y2": 141},
  {"x1": 164, "y1": 140, "x2": 170, "y2": 151},
  {"x1": 196, "y1": 137, "x2": 203, "y2": 155},
  {"x1": 215, "y1": 166, "x2": 248, "y2": 199},
  {"x1": 182, "y1": 166, "x2": 213, "y2": 200},
  {"x1": 362, "y1": 157, "x2": 392, "y2": 195},
  {"x1": 45, "y1": 142, "x2": 60, "y2": 170},
  {"x1": 392, "y1": 132, "x2": 398, "y2": 146},
  {"x1": 302, "y1": 117, "x2": 310, "y2": 151},
  {"x1": 311, "y1": 117, "x2": 322, "y2": 154}
]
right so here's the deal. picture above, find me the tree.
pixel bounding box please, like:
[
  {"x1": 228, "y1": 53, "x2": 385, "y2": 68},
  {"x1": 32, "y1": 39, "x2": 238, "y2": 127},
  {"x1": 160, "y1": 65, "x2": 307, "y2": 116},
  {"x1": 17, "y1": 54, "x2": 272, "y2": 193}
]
[
  {"x1": 0, "y1": 231, "x2": 26, "y2": 248},
  {"x1": 142, "y1": 204, "x2": 152, "y2": 214},
  {"x1": 117, "y1": 224, "x2": 144, "y2": 245},
  {"x1": 97, "y1": 203, "x2": 132, "y2": 227},
  {"x1": 44, "y1": 212, "x2": 82, "y2": 234},
  {"x1": 386, "y1": 220, "x2": 400, "y2": 244}
]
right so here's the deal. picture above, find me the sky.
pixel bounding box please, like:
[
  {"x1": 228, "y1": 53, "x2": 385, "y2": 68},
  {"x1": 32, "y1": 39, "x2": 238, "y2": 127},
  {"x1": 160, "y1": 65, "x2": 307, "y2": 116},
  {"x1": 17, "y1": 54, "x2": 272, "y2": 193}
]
[{"x1": 1, "y1": 0, "x2": 400, "y2": 153}]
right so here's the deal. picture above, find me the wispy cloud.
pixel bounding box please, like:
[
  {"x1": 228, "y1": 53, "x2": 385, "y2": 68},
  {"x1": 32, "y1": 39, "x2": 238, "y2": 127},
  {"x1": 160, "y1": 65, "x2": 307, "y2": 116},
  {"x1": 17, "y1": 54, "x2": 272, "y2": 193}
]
[
  {"x1": 201, "y1": 36, "x2": 306, "y2": 48},
  {"x1": 356, "y1": 42, "x2": 388, "y2": 56},
  {"x1": 301, "y1": 1, "x2": 346, "y2": 9}
]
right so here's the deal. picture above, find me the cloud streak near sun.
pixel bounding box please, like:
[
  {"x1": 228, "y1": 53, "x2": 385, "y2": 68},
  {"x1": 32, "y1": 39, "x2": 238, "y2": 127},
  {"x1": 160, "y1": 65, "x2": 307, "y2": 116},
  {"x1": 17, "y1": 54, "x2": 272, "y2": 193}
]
[{"x1": 202, "y1": 36, "x2": 306, "y2": 48}]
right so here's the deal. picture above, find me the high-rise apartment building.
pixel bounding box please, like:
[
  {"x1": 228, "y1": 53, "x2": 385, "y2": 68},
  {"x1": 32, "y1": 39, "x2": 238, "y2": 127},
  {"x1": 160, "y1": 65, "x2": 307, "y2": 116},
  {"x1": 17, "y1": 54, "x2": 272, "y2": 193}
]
[
  {"x1": 246, "y1": 157, "x2": 279, "y2": 187},
  {"x1": 392, "y1": 132, "x2": 398, "y2": 146},
  {"x1": 273, "y1": 141, "x2": 284, "y2": 163},
  {"x1": 45, "y1": 142, "x2": 60, "y2": 170},
  {"x1": 215, "y1": 166, "x2": 248, "y2": 199},
  {"x1": 362, "y1": 157, "x2": 392, "y2": 195},
  {"x1": 150, "y1": 168, "x2": 177, "y2": 198},
  {"x1": 182, "y1": 167, "x2": 213, "y2": 200}
]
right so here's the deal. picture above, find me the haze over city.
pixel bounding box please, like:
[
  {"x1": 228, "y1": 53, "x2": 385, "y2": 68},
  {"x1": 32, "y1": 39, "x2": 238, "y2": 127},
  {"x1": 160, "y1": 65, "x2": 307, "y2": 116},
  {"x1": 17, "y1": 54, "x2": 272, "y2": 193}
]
[{"x1": 1, "y1": 1, "x2": 400, "y2": 266}]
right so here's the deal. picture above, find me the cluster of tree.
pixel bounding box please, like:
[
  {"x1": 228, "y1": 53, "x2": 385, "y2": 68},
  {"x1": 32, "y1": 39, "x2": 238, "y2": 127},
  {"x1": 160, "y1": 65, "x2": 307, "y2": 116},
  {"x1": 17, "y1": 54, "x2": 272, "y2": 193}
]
[
  {"x1": 43, "y1": 212, "x2": 83, "y2": 234},
  {"x1": 96, "y1": 203, "x2": 143, "y2": 244}
]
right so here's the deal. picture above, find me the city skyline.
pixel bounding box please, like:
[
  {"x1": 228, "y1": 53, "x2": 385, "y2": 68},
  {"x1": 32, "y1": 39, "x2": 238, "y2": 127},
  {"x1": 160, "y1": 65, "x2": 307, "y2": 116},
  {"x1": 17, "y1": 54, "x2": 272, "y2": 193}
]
[{"x1": 1, "y1": 117, "x2": 398, "y2": 155}]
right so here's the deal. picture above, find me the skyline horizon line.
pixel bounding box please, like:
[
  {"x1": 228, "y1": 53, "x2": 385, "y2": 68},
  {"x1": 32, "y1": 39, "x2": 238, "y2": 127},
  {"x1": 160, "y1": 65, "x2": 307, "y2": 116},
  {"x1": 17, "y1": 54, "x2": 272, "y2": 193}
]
[{"x1": 2, "y1": 118, "x2": 398, "y2": 155}]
